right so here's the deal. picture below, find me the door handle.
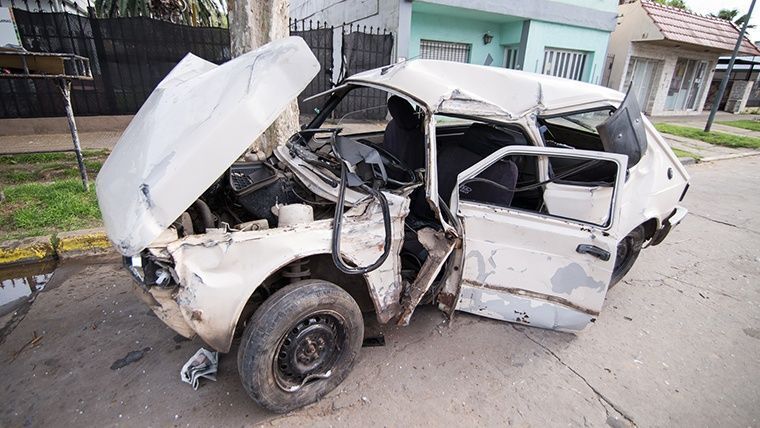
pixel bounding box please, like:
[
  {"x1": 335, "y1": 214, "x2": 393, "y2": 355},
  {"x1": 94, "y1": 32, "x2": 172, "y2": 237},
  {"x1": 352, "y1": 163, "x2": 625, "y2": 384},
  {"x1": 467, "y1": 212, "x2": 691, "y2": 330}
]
[{"x1": 576, "y1": 244, "x2": 611, "y2": 261}]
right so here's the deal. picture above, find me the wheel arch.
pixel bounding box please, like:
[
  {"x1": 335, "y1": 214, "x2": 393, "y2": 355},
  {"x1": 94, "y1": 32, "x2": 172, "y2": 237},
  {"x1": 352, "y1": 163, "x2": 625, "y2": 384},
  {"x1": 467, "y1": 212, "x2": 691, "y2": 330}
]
[
  {"x1": 170, "y1": 216, "x2": 406, "y2": 354},
  {"x1": 640, "y1": 217, "x2": 659, "y2": 241},
  {"x1": 230, "y1": 253, "x2": 375, "y2": 349}
]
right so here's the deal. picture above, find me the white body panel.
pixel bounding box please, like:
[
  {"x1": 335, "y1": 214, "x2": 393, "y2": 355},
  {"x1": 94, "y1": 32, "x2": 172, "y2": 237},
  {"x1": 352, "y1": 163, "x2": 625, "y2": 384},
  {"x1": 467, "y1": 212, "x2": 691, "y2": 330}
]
[
  {"x1": 95, "y1": 37, "x2": 320, "y2": 255},
  {"x1": 165, "y1": 193, "x2": 409, "y2": 352},
  {"x1": 544, "y1": 183, "x2": 613, "y2": 226},
  {"x1": 451, "y1": 147, "x2": 627, "y2": 330},
  {"x1": 332, "y1": 59, "x2": 626, "y2": 117}
]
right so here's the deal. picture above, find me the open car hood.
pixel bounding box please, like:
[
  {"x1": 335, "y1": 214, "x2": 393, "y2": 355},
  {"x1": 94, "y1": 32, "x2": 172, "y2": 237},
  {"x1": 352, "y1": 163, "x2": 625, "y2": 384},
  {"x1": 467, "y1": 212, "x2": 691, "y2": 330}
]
[{"x1": 95, "y1": 36, "x2": 320, "y2": 256}]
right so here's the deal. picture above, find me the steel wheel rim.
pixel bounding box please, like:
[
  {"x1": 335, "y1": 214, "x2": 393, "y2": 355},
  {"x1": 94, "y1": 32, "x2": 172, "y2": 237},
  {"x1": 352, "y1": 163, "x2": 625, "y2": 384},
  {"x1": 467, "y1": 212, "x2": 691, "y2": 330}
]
[{"x1": 273, "y1": 310, "x2": 347, "y2": 392}]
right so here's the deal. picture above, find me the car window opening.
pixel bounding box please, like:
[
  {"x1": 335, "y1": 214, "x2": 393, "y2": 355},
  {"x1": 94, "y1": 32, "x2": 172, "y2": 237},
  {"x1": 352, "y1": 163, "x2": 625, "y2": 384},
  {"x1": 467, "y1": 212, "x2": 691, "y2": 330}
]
[{"x1": 537, "y1": 108, "x2": 615, "y2": 152}]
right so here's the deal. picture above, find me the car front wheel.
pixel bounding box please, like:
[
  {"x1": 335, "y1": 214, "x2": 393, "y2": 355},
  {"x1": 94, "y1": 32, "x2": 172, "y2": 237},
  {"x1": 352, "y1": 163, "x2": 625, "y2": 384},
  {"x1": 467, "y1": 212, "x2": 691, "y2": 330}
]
[{"x1": 237, "y1": 279, "x2": 364, "y2": 413}]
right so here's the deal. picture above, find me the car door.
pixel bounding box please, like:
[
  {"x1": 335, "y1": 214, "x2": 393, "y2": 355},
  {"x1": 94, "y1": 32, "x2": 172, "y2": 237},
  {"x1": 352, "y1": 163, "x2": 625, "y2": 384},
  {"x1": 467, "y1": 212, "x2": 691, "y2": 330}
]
[{"x1": 450, "y1": 146, "x2": 628, "y2": 332}]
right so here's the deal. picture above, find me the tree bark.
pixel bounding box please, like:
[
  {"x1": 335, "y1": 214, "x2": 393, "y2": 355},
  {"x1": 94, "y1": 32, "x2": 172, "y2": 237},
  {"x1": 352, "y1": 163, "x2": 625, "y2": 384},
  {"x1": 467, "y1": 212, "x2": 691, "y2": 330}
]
[{"x1": 229, "y1": 0, "x2": 299, "y2": 156}]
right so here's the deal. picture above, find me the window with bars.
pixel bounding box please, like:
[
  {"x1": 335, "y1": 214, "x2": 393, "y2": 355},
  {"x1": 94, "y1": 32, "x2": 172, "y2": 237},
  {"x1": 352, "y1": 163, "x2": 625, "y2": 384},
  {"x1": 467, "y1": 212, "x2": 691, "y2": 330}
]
[
  {"x1": 542, "y1": 48, "x2": 588, "y2": 81},
  {"x1": 504, "y1": 45, "x2": 519, "y2": 69},
  {"x1": 419, "y1": 40, "x2": 471, "y2": 63}
]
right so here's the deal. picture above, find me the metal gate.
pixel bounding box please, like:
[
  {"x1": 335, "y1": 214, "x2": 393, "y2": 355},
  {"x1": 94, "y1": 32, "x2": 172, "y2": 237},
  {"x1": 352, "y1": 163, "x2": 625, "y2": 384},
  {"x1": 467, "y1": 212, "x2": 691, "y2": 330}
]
[
  {"x1": 336, "y1": 26, "x2": 393, "y2": 121},
  {"x1": 1, "y1": 4, "x2": 394, "y2": 119}
]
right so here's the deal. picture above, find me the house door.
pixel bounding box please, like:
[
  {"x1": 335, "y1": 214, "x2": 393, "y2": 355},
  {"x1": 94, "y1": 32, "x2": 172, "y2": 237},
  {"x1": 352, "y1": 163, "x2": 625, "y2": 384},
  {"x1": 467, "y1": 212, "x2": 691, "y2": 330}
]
[
  {"x1": 624, "y1": 57, "x2": 659, "y2": 111},
  {"x1": 665, "y1": 58, "x2": 708, "y2": 111}
]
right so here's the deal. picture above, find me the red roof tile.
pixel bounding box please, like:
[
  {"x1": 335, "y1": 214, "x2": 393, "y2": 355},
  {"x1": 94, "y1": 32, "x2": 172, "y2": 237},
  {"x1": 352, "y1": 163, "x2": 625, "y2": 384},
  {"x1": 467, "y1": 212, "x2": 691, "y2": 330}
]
[{"x1": 640, "y1": 0, "x2": 760, "y2": 55}]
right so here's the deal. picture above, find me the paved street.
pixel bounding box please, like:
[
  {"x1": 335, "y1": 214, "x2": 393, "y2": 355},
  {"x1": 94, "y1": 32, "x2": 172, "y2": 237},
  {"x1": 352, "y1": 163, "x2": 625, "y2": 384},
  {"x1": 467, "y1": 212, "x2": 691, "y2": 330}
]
[{"x1": 1, "y1": 157, "x2": 759, "y2": 427}]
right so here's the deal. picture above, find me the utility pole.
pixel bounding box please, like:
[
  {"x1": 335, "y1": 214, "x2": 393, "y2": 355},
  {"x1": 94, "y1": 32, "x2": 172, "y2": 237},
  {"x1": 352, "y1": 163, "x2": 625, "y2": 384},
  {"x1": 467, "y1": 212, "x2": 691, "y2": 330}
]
[
  {"x1": 228, "y1": 0, "x2": 299, "y2": 155},
  {"x1": 705, "y1": 0, "x2": 757, "y2": 132}
]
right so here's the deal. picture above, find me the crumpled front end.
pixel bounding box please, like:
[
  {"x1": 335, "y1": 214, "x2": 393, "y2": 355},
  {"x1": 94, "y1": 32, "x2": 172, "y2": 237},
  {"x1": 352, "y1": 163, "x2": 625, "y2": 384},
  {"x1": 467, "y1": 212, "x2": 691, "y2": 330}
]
[
  {"x1": 124, "y1": 192, "x2": 410, "y2": 353},
  {"x1": 96, "y1": 36, "x2": 320, "y2": 256},
  {"x1": 123, "y1": 231, "x2": 196, "y2": 339}
]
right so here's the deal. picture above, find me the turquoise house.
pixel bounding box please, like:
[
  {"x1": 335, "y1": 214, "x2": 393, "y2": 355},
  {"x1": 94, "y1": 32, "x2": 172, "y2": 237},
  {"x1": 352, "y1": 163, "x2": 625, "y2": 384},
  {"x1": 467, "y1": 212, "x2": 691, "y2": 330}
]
[{"x1": 292, "y1": 0, "x2": 618, "y2": 85}]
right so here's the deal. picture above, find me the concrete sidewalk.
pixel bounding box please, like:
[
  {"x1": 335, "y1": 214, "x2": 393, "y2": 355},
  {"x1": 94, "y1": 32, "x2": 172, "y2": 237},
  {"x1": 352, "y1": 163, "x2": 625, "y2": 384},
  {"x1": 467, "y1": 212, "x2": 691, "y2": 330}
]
[
  {"x1": 0, "y1": 119, "x2": 387, "y2": 154},
  {"x1": 0, "y1": 131, "x2": 121, "y2": 154},
  {"x1": 662, "y1": 134, "x2": 758, "y2": 160},
  {"x1": 651, "y1": 112, "x2": 760, "y2": 139},
  {"x1": 649, "y1": 111, "x2": 760, "y2": 125},
  {"x1": 649, "y1": 112, "x2": 760, "y2": 160}
]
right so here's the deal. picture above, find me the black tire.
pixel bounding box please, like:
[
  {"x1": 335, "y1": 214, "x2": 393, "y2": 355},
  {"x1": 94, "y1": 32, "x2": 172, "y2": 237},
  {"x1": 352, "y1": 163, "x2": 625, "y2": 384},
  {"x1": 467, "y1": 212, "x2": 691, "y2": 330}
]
[
  {"x1": 237, "y1": 279, "x2": 364, "y2": 413},
  {"x1": 609, "y1": 225, "x2": 645, "y2": 288}
]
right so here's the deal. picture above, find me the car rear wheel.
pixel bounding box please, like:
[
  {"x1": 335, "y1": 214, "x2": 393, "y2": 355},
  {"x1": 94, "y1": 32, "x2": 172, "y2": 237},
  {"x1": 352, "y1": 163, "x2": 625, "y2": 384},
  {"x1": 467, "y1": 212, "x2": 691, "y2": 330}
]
[
  {"x1": 609, "y1": 225, "x2": 645, "y2": 288},
  {"x1": 237, "y1": 279, "x2": 363, "y2": 413}
]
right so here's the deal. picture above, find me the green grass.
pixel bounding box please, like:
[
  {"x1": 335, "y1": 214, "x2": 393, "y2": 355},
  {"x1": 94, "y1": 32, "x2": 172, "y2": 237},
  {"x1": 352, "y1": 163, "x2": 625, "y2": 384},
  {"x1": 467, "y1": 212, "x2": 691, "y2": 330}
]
[
  {"x1": 0, "y1": 150, "x2": 108, "y2": 187},
  {"x1": 671, "y1": 148, "x2": 701, "y2": 160},
  {"x1": 655, "y1": 123, "x2": 760, "y2": 149},
  {"x1": 0, "y1": 150, "x2": 109, "y2": 240},
  {"x1": 717, "y1": 119, "x2": 760, "y2": 132},
  {"x1": 0, "y1": 149, "x2": 108, "y2": 165},
  {"x1": 0, "y1": 170, "x2": 36, "y2": 184},
  {"x1": 0, "y1": 179, "x2": 102, "y2": 241}
]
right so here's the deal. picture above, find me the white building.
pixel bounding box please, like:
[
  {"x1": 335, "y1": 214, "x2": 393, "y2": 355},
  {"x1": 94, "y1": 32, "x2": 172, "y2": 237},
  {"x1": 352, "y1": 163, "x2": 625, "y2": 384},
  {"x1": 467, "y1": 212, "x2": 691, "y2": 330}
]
[{"x1": 606, "y1": 0, "x2": 760, "y2": 115}]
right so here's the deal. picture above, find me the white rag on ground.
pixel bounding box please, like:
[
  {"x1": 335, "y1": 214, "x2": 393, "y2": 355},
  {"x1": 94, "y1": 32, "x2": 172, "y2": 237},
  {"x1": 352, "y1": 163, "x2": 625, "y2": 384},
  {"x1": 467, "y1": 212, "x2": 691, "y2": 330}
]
[{"x1": 180, "y1": 348, "x2": 219, "y2": 390}]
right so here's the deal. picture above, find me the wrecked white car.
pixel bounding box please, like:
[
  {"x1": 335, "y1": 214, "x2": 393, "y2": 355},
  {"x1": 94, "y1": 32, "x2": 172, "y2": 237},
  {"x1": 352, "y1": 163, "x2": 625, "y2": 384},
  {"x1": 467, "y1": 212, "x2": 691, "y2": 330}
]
[{"x1": 96, "y1": 36, "x2": 689, "y2": 412}]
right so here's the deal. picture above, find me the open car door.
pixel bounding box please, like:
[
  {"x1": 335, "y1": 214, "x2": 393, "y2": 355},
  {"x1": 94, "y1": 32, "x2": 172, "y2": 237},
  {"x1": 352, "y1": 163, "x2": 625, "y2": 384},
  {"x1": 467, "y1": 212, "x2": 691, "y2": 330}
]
[{"x1": 450, "y1": 146, "x2": 628, "y2": 331}]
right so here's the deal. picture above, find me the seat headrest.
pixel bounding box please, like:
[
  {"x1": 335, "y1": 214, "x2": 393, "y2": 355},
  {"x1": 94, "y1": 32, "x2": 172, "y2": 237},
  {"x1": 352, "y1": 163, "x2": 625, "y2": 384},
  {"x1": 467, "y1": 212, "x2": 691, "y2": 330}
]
[{"x1": 388, "y1": 95, "x2": 421, "y2": 130}]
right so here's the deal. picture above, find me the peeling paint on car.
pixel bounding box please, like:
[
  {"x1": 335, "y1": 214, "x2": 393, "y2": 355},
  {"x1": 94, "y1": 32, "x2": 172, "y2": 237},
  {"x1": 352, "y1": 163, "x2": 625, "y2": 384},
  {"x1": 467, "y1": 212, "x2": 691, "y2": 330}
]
[
  {"x1": 436, "y1": 89, "x2": 516, "y2": 121},
  {"x1": 164, "y1": 193, "x2": 409, "y2": 352},
  {"x1": 465, "y1": 250, "x2": 497, "y2": 285},
  {"x1": 457, "y1": 284, "x2": 593, "y2": 331},
  {"x1": 550, "y1": 263, "x2": 607, "y2": 295}
]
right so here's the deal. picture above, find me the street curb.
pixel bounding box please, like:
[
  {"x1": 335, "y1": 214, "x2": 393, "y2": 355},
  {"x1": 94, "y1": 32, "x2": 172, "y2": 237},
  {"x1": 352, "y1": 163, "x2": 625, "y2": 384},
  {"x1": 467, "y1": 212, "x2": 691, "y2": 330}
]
[
  {"x1": 678, "y1": 157, "x2": 697, "y2": 165},
  {"x1": 699, "y1": 151, "x2": 760, "y2": 163},
  {"x1": 56, "y1": 228, "x2": 114, "y2": 260},
  {"x1": 0, "y1": 228, "x2": 114, "y2": 268},
  {"x1": 0, "y1": 236, "x2": 56, "y2": 265}
]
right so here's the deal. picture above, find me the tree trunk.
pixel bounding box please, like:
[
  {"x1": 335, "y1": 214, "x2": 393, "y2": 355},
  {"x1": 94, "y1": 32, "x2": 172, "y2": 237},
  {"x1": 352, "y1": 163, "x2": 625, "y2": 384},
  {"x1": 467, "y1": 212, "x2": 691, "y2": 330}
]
[{"x1": 229, "y1": 0, "x2": 299, "y2": 156}]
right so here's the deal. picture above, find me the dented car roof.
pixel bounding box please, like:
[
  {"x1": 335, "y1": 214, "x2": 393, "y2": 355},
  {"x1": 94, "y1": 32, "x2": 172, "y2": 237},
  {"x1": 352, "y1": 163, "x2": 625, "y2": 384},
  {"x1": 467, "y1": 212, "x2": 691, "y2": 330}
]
[{"x1": 341, "y1": 59, "x2": 625, "y2": 118}]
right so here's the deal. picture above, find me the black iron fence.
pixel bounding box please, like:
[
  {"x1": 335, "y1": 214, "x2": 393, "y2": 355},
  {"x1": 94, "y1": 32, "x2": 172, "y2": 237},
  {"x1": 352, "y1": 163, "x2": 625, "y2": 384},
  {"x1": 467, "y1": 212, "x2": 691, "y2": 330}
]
[
  {"x1": 290, "y1": 19, "x2": 333, "y2": 119},
  {"x1": 0, "y1": 0, "x2": 230, "y2": 118},
  {"x1": 337, "y1": 26, "x2": 393, "y2": 120},
  {"x1": 1, "y1": 2, "x2": 394, "y2": 120},
  {"x1": 290, "y1": 19, "x2": 394, "y2": 121}
]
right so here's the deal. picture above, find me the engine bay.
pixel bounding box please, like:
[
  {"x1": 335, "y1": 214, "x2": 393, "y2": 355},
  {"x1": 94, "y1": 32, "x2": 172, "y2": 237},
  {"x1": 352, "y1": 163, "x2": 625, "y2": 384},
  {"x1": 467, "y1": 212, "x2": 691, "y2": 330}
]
[{"x1": 175, "y1": 128, "x2": 421, "y2": 238}]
